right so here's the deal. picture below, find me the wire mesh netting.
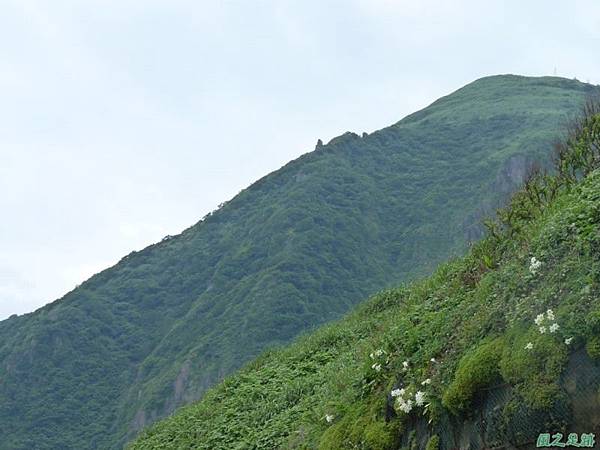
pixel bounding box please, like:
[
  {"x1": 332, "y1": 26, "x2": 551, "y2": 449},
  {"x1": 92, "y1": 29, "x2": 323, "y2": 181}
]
[{"x1": 398, "y1": 349, "x2": 600, "y2": 450}]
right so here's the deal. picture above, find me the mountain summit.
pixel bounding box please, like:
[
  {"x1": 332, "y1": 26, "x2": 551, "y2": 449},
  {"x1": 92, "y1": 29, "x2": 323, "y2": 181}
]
[{"x1": 0, "y1": 75, "x2": 597, "y2": 449}]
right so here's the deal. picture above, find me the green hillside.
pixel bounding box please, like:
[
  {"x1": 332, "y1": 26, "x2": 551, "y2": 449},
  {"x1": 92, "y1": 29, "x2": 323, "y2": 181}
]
[
  {"x1": 0, "y1": 76, "x2": 596, "y2": 450},
  {"x1": 130, "y1": 100, "x2": 600, "y2": 450}
]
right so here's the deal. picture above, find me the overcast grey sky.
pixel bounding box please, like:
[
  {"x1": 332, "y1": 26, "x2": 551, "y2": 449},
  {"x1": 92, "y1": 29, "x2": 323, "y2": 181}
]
[{"x1": 1, "y1": 0, "x2": 599, "y2": 319}]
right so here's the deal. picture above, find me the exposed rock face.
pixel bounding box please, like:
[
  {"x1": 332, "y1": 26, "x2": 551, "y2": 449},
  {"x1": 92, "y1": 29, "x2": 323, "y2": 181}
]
[
  {"x1": 128, "y1": 360, "x2": 196, "y2": 438},
  {"x1": 172, "y1": 361, "x2": 191, "y2": 407},
  {"x1": 397, "y1": 349, "x2": 600, "y2": 450},
  {"x1": 495, "y1": 154, "x2": 534, "y2": 195},
  {"x1": 461, "y1": 154, "x2": 537, "y2": 243},
  {"x1": 125, "y1": 358, "x2": 223, "y2": 447}
]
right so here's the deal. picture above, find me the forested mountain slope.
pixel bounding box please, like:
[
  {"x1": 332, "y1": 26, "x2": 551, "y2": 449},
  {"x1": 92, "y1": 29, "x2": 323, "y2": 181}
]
[
  {"x1": 0, "y1": 75, "x2": 596, "y2": 449},
  {"x1": 131, "y1": 97, "x2": 600, "y2": 450}
]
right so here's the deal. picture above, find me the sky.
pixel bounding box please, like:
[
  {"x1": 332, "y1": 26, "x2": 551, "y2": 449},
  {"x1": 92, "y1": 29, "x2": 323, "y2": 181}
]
[{"x1": 1, "y1": 0, "x2": 599, "y2": 319}]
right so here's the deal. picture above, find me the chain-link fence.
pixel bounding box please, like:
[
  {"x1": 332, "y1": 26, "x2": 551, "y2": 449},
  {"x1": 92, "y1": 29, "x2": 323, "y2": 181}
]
[{"x1": 398, "y1": 349, "x2": 600, "y2": 450}]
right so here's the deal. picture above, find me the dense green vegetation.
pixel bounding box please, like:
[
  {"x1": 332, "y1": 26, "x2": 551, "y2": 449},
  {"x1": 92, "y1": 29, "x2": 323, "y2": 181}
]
[
  {"x1": 0, "y1": 76, "x2": 596, "y2": 449},
  {"x1": 130, "y1": 100, "x2": 600, "y2": 449}
]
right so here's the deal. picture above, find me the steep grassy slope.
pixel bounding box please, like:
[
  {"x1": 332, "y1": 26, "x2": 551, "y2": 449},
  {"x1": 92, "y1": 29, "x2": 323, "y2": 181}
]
[
  {"x1": 0, "y1": 76, "x2": 596, "y2": 450},
  {"x1": 130, "y1": 103, "x2": 600, "y2": 450}
]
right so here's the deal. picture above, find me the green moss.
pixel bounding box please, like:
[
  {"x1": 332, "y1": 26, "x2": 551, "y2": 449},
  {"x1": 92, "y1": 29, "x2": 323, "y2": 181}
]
[
  {"x1": 584, "y1": 310, "x2": 600, "y2": 360},
  {"x1": 586, "y1": 310, "x2": 600, "y2": 334},
  {"x1": 363, "y1": 421, "x2": 397, "y2": 450},
  {"x1": 499, "y1": 325, "x2": 568, "y2": 410},
  {"x1": 586, "y1": 336, "x2": 600, "y2": 360},
  {"x1": 528, "y1": 380, "x2": 563, "y2": 409},
  {"x1": 425, "y1": 435, "x2": 440, "y2": 450},
  {"x1": 442, "y1": 337, "x2": 504, "y2": 415},
  {"x1": 318, "y1": 421, "x2": 347, "y2": 450},
  {"x1": 318, "y1": 406, "x2": 397, "y2": 450},
  {"x1": 502, "y1": 390, "x2": 570, "y2": 446}
]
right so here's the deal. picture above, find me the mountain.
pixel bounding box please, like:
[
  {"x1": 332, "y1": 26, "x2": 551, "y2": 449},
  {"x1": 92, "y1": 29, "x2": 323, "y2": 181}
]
[
  {"x1": 0, "y1": 75, "x2": 597, "y2": 450},
  {"x1": 130, "y1": 99, "x2": 600, "y2": 450}
]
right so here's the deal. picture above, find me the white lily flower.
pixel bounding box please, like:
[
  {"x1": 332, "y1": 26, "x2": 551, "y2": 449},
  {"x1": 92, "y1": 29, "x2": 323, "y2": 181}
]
[
  {"x1": 534, "y1": 314, "x2": 545, "y2": 326},
  {"x1": 415, "y1": 391, "x2": 426, "y2": 406},
  {"x1": 398, "y1": 398, "x2": 414, "y2": 413},
  {"x1": 529, "y1": 257, "x2": 542, "y2": 275},
  {"x1": 525, "y1": 342, "x2": 533, "y2": 350}
]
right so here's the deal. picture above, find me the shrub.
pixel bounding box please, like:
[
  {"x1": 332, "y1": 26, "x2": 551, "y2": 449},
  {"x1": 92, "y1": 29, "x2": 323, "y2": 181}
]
[
  {"x1": 362, "y1": 421, "x2": 397, "y2": 450},
  {"x1": 586, "y1": 336, "x2": 600, "y2": 360},
  {"x1": 442, "y1": 337, "x2": 504, "y2": 414},
  {"x1": 318, "y1": 405, "x2": 397, "y2": 450},
  {"x1": 500, "y1": 325, "x2": 567, "y2": 409},
  {"x1": 586, "y1": 310, "x2": 600, "y2": 334}
]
